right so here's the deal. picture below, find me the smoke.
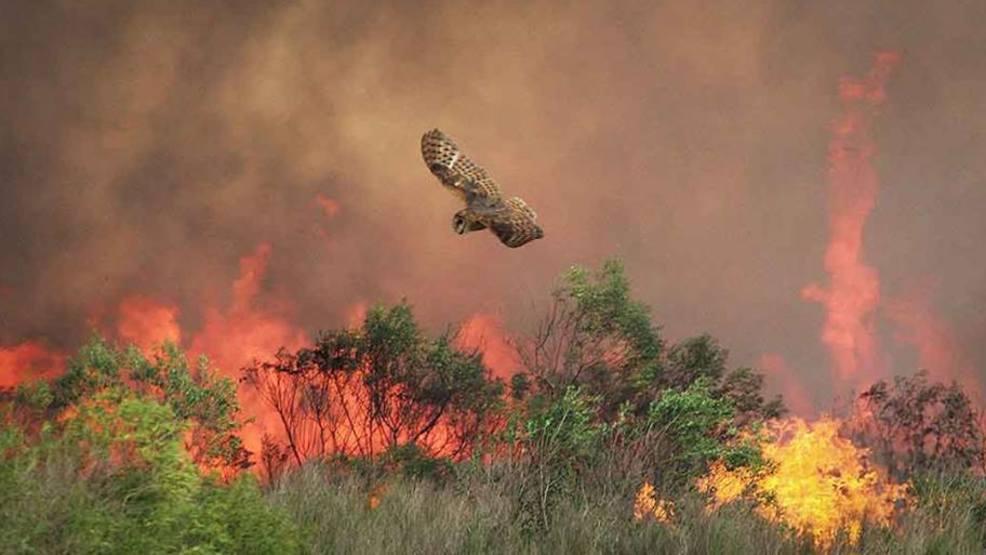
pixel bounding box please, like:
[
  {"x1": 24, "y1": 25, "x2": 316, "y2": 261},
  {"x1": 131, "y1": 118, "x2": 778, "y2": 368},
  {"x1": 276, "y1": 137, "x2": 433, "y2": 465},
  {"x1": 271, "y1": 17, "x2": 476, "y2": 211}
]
[
  {"x1": 757, "y1": 353, "x2": 813, "y2": 418},
  {"x1": 2, "y1": 1, "x2": 986, "y2": 412},
  {"x1": 885, "y1": 284, "x2": 983, "y2": 401}
]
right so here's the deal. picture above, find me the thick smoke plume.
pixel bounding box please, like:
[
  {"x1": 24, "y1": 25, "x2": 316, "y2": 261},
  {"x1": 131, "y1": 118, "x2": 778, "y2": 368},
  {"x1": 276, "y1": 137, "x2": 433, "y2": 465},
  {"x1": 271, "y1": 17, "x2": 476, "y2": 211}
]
[{"x1": 2, "y1": 1, "x2": 986, "y2": 412}]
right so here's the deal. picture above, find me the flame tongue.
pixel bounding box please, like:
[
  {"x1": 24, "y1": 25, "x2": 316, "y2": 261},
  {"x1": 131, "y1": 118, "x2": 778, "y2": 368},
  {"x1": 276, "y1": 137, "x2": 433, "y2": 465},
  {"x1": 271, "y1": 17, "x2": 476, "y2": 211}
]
[
  {"x1": 699, "y1": 416, "x2": 909, "y2": 547},
  {"x1": 116, "y1": 295, "x2": 182, "y2": 354},
  {"x1": 801, "y1": 52, "x2": 900, "y2": 390},
  {"x1": 455, "y1": 313, "x2": 518, "y2": 380},
  {"x1": 633, "y1": 481, "x2": 674, "y2": 523},
  {"x1": 0, "y1": 341, "x2": 65, "y2": 389}
]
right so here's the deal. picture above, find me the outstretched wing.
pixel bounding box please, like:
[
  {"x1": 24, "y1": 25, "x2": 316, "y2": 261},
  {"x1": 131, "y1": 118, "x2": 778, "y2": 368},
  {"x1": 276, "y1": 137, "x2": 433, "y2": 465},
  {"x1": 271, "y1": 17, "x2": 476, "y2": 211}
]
[
  {"x1": 487, "y1": 197, "x2": 544, "y2": 248},
  {"x1": 421, "y1": 129, "x2": 502, "y2": 207}
]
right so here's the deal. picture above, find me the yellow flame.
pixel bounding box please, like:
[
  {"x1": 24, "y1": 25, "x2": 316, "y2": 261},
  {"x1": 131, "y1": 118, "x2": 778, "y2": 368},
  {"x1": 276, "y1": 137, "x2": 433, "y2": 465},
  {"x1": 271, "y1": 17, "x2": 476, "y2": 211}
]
[
  {"x1": 633, "y1": 481, "x2": 675, "y2": 523},
  {"x1": 698, "y1": 417, "x2": 909, "y2": 547}
]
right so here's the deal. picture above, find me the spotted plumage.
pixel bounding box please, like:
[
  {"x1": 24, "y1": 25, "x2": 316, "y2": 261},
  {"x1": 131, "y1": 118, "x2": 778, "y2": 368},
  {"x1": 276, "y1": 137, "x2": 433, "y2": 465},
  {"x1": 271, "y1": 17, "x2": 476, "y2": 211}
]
[{"x1": 421, "y1": 129, "x2": 544, "y2": 248}]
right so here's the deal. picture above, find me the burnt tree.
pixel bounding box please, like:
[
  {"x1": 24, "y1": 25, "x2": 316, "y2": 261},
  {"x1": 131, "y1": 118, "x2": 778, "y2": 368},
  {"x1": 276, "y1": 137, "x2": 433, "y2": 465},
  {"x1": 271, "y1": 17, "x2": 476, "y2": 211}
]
[{"x1": 243, "y1": 303, "x2": 504, "y2": 471}]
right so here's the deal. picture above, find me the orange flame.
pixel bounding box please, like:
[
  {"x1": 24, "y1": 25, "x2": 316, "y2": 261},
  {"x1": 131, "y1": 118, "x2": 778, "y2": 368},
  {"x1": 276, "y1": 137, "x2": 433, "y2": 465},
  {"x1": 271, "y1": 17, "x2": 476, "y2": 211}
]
[
  {"x1": 89, "y1": 242, "x2": 316, "y2": 469},
  {"x1": 188, "y1": 242, "x2": 310, "y2": 459},
  {"x1": 76, "y1": 244, "x2": 309, "y2": 466},
  {"x1": 698, "y1": 416, "x2": 909, "y2": 547},
  {"x1": 4, "y1": 236, "x2": 501, "y2": 472},
  {"x1": 189, "y1": 243, "x2": 308, "y2": 376},
  {"x1": 0, "y1": 340, "x2": 66, "y2": 388},
  {"x1": 456, "y1": 313, "x2": 518, "y2": 381},
  {"x1": 801, "y1": 52, "x2": 899, "y2": 388},
  {"x1": 116, "y1": 295, "x2": 182, "y2": 355},
  {"x1": 633, "y1": 481, "x2": 674, "y2": 524}
]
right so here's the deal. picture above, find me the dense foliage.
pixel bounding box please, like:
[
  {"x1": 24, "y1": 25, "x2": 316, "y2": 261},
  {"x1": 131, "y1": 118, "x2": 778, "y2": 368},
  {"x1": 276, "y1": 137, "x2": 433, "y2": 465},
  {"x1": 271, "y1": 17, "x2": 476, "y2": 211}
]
[
  {"x1": 1, "y1": 380, "x2": 298, "y2": 553},
  {"x1": 13, "y1": 338, "x2": 251, "y2": 471}
]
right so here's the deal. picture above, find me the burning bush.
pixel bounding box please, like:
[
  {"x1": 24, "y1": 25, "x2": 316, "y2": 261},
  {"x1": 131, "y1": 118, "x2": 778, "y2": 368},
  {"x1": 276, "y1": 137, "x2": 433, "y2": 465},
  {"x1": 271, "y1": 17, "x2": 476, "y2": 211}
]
[
  {"x1": 9, "y1": 337, "x2": 250, "y2": 473},
  {"x1": 698, "y1": 417, "x2": 910, "y2": 547},
  {"x1": 0, "y1": 384, "x2": 298, "y2": 553},
  {"x1": 633, "y1": 481, "x2": 675, "y2": 523},
  {"x1": 242, "y1": 302, "x2": 506, "y2": 477}
]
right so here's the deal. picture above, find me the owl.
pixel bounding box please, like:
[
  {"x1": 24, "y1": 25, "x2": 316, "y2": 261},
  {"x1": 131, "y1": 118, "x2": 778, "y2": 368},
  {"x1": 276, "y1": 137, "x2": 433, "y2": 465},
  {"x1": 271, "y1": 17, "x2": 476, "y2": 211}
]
[{"x1": 421, "y1": 129, "x2": 544, "y2": 248}]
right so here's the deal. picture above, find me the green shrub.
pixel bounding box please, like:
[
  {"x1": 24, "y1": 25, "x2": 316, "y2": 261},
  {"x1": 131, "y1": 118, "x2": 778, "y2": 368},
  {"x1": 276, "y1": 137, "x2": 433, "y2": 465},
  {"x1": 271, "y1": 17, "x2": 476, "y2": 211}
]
[{"x1": 1, "y1": 385, "x2": 299, "y2": 553}]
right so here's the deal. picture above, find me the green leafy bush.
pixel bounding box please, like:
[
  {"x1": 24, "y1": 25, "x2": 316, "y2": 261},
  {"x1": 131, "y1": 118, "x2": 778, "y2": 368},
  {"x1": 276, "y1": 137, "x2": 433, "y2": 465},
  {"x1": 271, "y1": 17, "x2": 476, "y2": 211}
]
[{"x1": 1, "y1": 343, "x2": 299, "y2": 554}]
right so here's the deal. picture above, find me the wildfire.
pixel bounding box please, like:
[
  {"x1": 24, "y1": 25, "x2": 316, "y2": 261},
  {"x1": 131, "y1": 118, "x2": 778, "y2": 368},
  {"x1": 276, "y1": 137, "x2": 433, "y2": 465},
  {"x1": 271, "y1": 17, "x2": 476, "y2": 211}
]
[
  {"x1": 633, "y1": 481, "x2": 675, "y2": 524},
  {"x1": 456, "y1": 312, "x2": 519, "y2": 381},
  {"x1": 757, "y1": 52, "x2": 909, "y2": 421},
  {"x1": 0, "y1": 340, "x2": 66, "y2": 389},
  {"x1": 188, "y1": 242, "x2": 309, "y2": 378},
  {"x1": 187, "y1": 242, "x2": 309, "y2": 459},
  {"x1": 801, "y1": 51, "x2": 899, "y2": 389},
  {"x1": 116, "y1": 295, "x2": 182, "y2": 354},
  {"x1": 0, "y1": 232, "x2": 521, "y2": 476},
  {"x1": 698, "y1": 417, "x2": 909, "y2": 547}
]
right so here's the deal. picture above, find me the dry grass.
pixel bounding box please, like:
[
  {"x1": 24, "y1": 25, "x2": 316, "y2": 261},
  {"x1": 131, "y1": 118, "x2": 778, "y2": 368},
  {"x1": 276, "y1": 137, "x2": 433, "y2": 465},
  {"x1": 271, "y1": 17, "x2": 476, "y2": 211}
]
[{"x1": 264, "y1": 462, "x2": 986, "y2": 554}]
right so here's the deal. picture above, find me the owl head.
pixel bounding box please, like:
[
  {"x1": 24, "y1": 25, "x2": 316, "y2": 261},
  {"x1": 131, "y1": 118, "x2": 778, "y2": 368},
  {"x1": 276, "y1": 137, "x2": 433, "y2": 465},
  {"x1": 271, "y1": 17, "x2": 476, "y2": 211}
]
[
  {"x1": 452, "y1": 212, "x2": 486, "y2": 235},
  {"x1": 452, "y1": 213, "x2": 469, "y2": 235}
]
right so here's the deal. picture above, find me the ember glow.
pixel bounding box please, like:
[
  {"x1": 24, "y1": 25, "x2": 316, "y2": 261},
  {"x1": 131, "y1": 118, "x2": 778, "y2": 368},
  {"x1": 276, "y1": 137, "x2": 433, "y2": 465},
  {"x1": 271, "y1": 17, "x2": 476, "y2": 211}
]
[
  {"x1": 698, "y1": 417, "x2": 909, "y2": 547},
  {"x1": 633, "y1": 481, "x2": 674, "y2": 524},
  {"x1": 801, "y1": 52, "x2": 900, "y2": 390}
]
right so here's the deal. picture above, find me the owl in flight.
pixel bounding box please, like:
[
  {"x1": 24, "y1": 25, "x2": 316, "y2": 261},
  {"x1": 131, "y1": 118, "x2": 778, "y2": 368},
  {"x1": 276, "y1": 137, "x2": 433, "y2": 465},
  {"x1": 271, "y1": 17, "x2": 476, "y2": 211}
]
[{"x1": 421, "y1": 129, "x2": 544, "y2": 248}]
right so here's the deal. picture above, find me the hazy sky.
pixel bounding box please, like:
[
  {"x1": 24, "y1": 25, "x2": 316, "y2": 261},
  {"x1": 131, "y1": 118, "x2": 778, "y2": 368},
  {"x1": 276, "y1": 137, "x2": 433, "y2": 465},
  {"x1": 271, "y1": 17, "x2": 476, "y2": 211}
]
[{"x1": 2, "y1": 0, "x2": 984, "y2": 409}]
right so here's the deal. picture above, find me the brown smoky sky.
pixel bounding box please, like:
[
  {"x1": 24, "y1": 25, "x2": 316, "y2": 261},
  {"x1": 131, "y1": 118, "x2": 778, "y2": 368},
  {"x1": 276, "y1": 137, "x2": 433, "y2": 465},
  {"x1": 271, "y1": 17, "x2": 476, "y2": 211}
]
[{"x1": 2, "y1": 0, "x2": 985, "y2": 408}]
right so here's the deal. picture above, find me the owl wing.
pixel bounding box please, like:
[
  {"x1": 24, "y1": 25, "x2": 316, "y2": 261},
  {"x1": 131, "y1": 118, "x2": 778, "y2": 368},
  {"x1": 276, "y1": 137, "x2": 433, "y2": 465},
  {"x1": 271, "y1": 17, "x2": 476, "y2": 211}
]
[
  {"x1": 421, "y1": 129, "x2": 503, "y2": 209},
  {"x1": 487, "y1": 197, "x2": 544, "y2": 248}
]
